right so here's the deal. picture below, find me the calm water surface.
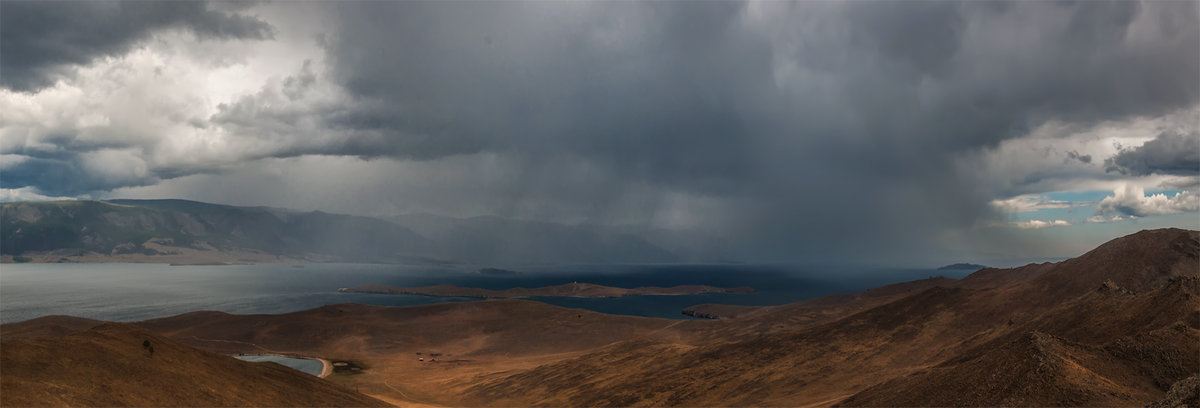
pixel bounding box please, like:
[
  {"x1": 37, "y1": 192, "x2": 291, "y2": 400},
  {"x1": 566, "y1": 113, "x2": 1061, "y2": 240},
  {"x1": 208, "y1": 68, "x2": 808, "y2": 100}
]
[
  {"x1": 234, "y1": 355, "x2": 324, "y2": 376},
  {"x1": 0, "y1": 262, "x2": 971, "y2": 324}
]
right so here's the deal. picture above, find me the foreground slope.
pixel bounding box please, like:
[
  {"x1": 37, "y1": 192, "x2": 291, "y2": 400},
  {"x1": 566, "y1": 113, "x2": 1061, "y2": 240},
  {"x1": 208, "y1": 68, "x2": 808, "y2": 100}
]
[
  {"x1": 457, "y1": 228, "x2": 1200, "y2": 406},
  {"x1": 841, "y1": 277, "x2": 1200, "y2": 406},
  {"x1": 0, "y1": 322, "x2": 386, "y2": 407}
]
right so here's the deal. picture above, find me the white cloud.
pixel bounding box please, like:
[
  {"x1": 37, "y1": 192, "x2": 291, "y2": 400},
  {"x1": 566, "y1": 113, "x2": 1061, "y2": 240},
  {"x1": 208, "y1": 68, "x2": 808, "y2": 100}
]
[
  {"x1": 1086, "y1": 214, "x2": 1137, "y2": 223},
  {"x1": 1012, "y1": 219, "x2": 1073, "y2": 229},
  {"x1": 960, "y1": 107, "x2": 1197, "y2": 198},
  {"x1": 990, "y1": 194, "x2": 1086, "y2": 213},
  {"x1": 0, "y1": 3, "x2": 333, "y2": 194},
  {"x1": 1094, "y1": 185, "x2": 1200, "y2": 217},
  {"x1": 0, "y1": 187, "x2": 81, "y2": 202}
]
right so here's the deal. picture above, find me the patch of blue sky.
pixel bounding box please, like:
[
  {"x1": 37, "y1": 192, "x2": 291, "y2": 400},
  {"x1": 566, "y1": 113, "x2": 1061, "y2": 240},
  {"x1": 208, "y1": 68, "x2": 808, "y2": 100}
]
[
  {"x1": 1018, "y1": 189, "x2": 1194, "y2": 225},
  {"x1": 1043, "y1": 189, "x2": 1184, "y2": 204},
  {"x1": 1041, "y1": 190, "x2": 1111, "y2": 203}
]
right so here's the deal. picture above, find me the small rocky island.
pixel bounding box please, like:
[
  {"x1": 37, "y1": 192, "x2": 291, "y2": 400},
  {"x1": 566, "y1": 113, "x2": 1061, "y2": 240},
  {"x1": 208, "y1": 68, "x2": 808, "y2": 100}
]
[{"x1": 338, "y1": 282, "x2": 753, "y2": 298}]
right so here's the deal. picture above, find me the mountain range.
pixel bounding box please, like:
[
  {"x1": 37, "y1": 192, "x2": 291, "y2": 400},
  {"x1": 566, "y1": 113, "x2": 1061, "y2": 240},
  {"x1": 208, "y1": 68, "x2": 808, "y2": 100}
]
[{"x1": 1, "y1": 199, "x2": 679, "y2": 264}]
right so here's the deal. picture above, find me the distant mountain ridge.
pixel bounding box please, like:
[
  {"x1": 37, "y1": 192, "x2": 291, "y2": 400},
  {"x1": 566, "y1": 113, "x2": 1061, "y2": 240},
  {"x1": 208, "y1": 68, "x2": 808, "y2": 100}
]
[
  {"x1": 0, "y1": 199, "x2": 432, "y2": 263},
  {"x1": 0, "y1": 199, "x2": 678, "y2": 264}
]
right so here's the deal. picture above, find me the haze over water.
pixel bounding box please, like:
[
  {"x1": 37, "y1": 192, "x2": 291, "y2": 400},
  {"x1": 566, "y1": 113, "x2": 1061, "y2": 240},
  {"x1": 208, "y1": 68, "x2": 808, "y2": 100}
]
[{"x1": 0, "y1": 262, "x2": 973, "y2": 324}]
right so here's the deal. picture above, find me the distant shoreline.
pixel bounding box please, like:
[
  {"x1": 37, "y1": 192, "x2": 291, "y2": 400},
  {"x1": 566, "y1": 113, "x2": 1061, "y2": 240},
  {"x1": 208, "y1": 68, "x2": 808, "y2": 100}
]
[{"x1": 338, "y1": 282, "x2": 754, "y2": 299}]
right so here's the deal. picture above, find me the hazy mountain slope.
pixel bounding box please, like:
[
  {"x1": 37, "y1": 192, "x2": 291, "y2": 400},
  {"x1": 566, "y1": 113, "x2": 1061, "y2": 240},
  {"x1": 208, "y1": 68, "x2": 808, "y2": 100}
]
[
  {"x1": 2, "y1": 199, "x2": 680, "y2": 264},
  {"x1": 1, "y1": 200, "x2": 432, "y2": 262},
  {"x1": 0, "y1": 322, "x2": 387, "y2": 407}
]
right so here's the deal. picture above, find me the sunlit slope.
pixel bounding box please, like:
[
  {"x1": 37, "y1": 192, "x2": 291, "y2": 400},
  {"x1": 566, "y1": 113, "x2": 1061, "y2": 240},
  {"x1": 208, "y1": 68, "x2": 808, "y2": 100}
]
[{"x1": 0, "y1": 322, "x2": 387, "y2": 407}]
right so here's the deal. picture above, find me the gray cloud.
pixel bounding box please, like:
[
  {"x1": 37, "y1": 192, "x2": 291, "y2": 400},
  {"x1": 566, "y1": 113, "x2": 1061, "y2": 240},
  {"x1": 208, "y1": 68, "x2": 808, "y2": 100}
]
[
  {"x1": 1066, "y1": 151, "x2": 1093, "y2": 164},
  {"x1": 0, "y1": 0, "x2": 273, "y2": 92},
  {"x1": 1105, "y1": 130, "x2": 1200, "y2": 176},
  {"x1": 304, "y1": 1, "x2": 1198, "y2": 259},
  {"x1": 3, "y1": 1, "x2": 1199, "y2": 262}
]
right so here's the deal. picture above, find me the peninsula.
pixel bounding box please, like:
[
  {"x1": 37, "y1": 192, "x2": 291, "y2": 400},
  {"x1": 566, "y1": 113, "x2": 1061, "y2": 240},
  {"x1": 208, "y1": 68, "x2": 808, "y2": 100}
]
[{"x1": 338, "y1": 282, "x2": 753, "y2": 298}]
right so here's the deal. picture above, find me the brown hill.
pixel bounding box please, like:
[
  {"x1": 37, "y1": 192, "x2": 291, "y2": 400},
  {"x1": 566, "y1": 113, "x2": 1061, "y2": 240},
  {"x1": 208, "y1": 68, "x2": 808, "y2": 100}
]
[
  {"x1": 133, "y1": 300, "x2": 688, "y2": 406},
  {"x1": 136, "y1": 300, "x2": 681, "y2": 359},
  {"x1": 0, "y1": 322, "x2": 387, "y2": 407},
  {"x1": 677, "y1": 276, "x2": 962, "y2": 340},
  {"x1": 0, "y1": 315, "x2": 103, "y2": 339},
  {"x1": 841, "y1": 277, "x2": 1200, "y2": 406},
  {"x1": 953, "y1": 261, "x2": 1056, "y2": 289},
  {"x1": 339, "y1": 282, "x2": 753, "y2": 298},
  {"x1": 1024, "y1": 227, "x2": 1199, "y2": 296},
  {"x1": 457, "y1": 228, "x2": 1200, "y2": 406},
  {"x1": 5, "y1": 228, "x2": 1196, "y2": 407}
]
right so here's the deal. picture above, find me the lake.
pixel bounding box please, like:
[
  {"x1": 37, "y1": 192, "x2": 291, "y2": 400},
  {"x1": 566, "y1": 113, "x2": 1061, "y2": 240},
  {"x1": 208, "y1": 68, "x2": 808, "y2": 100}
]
[
  {"x1": 0, "y1": 262, "x2": 973, "y2": 324},
  {"x1": 234, "y1": 355, "x2": 325, "y2": 376}
]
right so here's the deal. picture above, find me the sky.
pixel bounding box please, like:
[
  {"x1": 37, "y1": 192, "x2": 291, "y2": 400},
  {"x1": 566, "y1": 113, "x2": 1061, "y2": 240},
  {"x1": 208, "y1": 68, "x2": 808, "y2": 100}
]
[{"x1": 1, "y1": 0, "x2": 1198, "y2": 266}]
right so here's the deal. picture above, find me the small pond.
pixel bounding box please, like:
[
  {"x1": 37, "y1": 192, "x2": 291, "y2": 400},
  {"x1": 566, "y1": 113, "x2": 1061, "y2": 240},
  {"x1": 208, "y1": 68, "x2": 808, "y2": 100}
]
[{"x1": 234, "y1": 355, "x2": 323, "y2": 376}]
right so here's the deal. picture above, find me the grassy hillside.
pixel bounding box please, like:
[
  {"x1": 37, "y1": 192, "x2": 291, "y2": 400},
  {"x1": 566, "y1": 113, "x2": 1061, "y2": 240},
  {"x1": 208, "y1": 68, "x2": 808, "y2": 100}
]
[{"x1": 0, "y1": 321, "x2": 387, "y2": 407}]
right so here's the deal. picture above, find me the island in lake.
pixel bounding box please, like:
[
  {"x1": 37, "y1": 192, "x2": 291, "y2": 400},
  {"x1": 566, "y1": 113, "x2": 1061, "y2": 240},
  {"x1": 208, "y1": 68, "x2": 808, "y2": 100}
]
[
  {"x1": 937, "y1": 262, "x2": 988, "y2": 270},
  {"x1": 338, "y1": 282, "x2": 754, "y2": 298}
]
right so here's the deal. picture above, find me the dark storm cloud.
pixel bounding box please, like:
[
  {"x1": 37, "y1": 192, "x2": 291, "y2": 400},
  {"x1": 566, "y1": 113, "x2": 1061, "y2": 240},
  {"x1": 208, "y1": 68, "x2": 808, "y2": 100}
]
[
  {"x1": 1067, "y1": 151, "x2": 1093, "y2": 165},
  {"x1": 2, "y1": 157, "x2": 130, "y2": 196},
  {"x1": 0, "y1": 0, "x2": 273, "y2": 91},
  {"x1": 5, "y1": 1, "x2": 1199, "y2": 261},
  {"x1": 314, "y1": 1, "x2": 1198, "y2": 170},
  {"x1": 1105, "y1": 131, "x2": 1200, "y2": 176},
  {"x1": 297, "y1": 0, "x2": 1197, "y2": 259},
  {"x1": 318, "y1": 1, "x2": 769, "y2": 193}
]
